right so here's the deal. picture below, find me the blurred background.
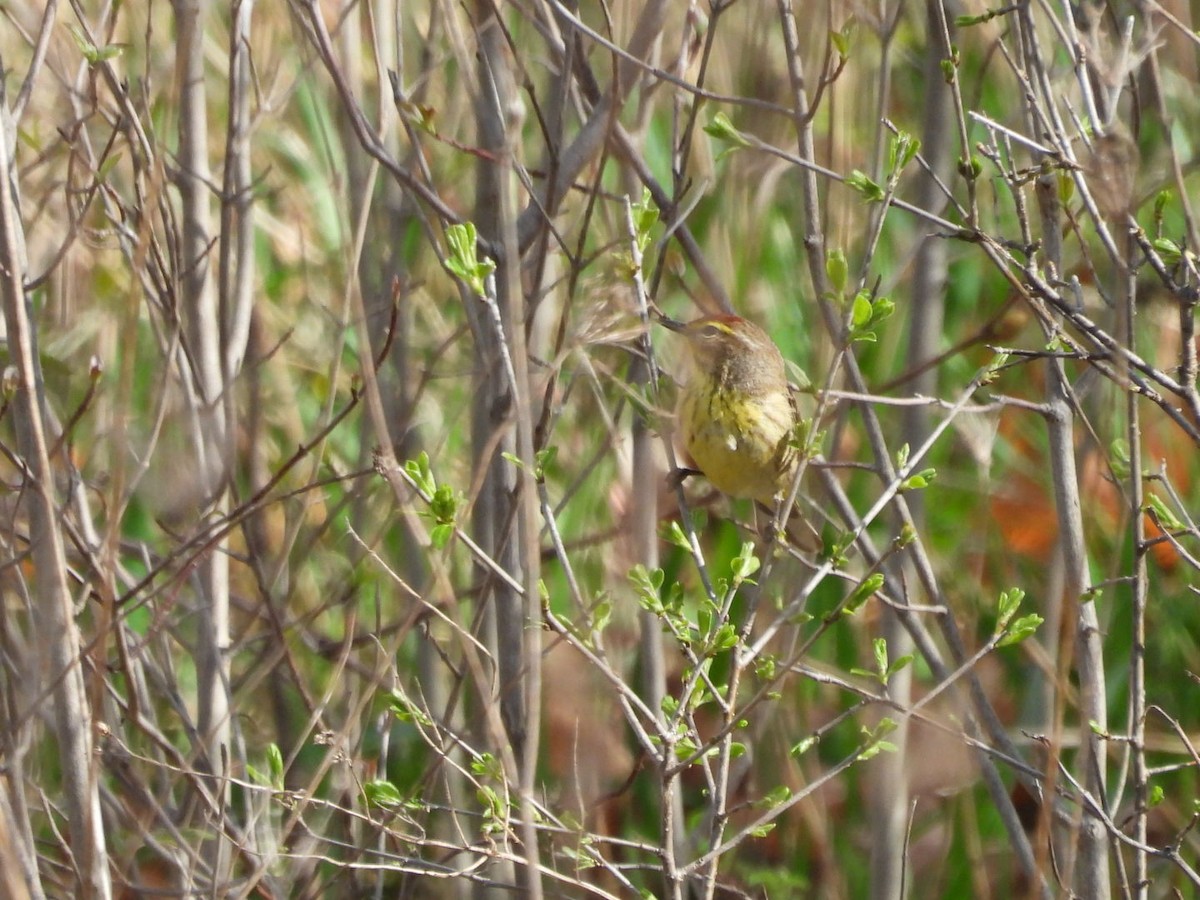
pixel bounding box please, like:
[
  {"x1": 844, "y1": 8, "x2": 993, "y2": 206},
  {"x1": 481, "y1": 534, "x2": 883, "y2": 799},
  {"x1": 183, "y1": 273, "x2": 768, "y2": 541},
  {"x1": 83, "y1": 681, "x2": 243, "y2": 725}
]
[{"x1": 1, "y1": 0, "x2": 1199, "y2": 897}]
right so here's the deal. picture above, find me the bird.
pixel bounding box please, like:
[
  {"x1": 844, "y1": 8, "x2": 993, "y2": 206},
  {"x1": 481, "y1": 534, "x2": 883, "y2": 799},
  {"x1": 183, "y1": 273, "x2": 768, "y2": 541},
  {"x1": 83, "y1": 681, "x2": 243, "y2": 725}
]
[{"x1": 661, "y1": 313, "x2": 819, "y2": 549}]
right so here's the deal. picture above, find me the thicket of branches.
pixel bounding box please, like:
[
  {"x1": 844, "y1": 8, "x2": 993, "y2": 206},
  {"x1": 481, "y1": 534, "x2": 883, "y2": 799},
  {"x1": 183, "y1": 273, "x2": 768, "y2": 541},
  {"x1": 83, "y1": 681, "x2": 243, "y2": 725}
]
[{"x1": 2, "y1": 0, "x2": 1199, "y2": 897}]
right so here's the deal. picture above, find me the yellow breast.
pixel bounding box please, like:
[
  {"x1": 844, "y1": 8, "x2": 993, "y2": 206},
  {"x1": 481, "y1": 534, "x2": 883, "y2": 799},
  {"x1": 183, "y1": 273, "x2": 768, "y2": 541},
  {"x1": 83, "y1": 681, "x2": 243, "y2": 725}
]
[{"x1": 677, "y1": 383, "x2": 797, "y2": 506}]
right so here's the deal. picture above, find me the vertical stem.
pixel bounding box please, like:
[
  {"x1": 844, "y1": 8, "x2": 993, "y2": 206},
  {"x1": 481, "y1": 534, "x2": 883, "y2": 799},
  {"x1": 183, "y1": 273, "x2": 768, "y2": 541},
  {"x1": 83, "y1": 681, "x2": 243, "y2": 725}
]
[
  {"x1": 473, "y1": 4, "x2": 543, "y2": 895},
  {"x1": 471, "y1": 6, "x2": 521, "y2": 757},
  {"x1": 871, "y1": 3, "x2": 958, "y2": 893},
  {"x1": 632, "y1": 379, "x2": 684, "y2": 898},
  {"x1": 173, "y1": 0, "x2": 232, "y2": 885},
  {"x1": 624, "y1": 195, "x2": 686, "y2": 899},
  {"x1": 0, "y1": 107, "x2": 111, "y2": 899},
  {"x1": 1120, "y1": 232, "x2": 1149, "y2": 898},
  {"x1": 0, "y1": 787, "x2": 41, "y2": 899},
  {"x1": 1033, "y1": 160, "x2": 1111, "y2": 898},
  {"x1": 218, "y1": 0, "x2": 256, "y2": 379}
]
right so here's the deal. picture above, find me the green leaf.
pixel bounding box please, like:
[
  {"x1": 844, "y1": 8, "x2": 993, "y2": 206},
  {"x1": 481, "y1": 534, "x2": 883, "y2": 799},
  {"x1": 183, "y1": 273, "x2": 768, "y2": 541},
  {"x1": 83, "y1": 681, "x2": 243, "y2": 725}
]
[
  {"x1": 429, "y1": 522, "x2": 452, "y2": 549},
  {"x1": 786, "y1": 362, "x2": 814, "y2": 394},
  {"x1": 430, "y1": 484, "x2": 459, "y2": 525},
  {"x1": 559, "y1": 842, "x2": 601, "y2": 867},
  {"x1": 888, "y1": 131, "x2": 921, "y2": 174},
  {"x1": 754, "y1": 654, "x2": 777, "y2": 680},
  {"x1": 851, "y1": 291, "x2": 873, "y2": 329},
  {"x1": 476, "y1": 784, "x2": 506, "y2": 828},
  {"x1": 749, "y1": 822, "x2": 777, "y2": 838},
  {"x1": 829, "y1": 536, "x2": 851, "y2": 570},
  {"x1": 471, "y1": 752, "x2": 503, "y2": 780},
  {"x1": 996, "y1": 587, "x2": 1026, "y2": 631},
  {"x1": 1109, "y1": 438, "x2": 1130, "y2": 480},
  {"x1": 445, "y1": 222, "x2": 496, "y2": 295},
  {"x1": 704, "y1": 112, "x2": 752, "y2": 148},
  {"x1": 631, "y1": 564, "x2": 664, "y2": 592},
  {"x1": 791, "y1": 417, "x2": 822, "y2": 455},
  {"x1": 830, "y1": 29, "x2": 849, "y2": 59},
  {"x1": 397, "y1": 98, "x2": 437, "y2": 133},
  {"x1": 364, "y1": 780, "x2": 405, "y2": 808},
  {"x1": 1058, "y1": 171, "x2": 1075, "y2": 205},
  {"x1": 855, "y1": 642, "x2": 911, "y2": 685},
  {"x1": 846, "y1": 169, "x2": 885, "y2": 202},
  {"x1": 997, "y1": 613, "x2": 1043, "y2": 648},
  {"x1": 843, "y1": 573, "x2": 883, "y2": 616},
  {"x1": 404, "y1": 451, "x2": 436, "y2": 495},
  {"x1": 826, "y1": 248, "x2": 848, "y2": 295},
  {"x1": 731, "y1": 543, "x2": 761, "y2": 584},
  {"x1": 674, "y1": 737, "x2": 700, "y2": 761},
  {"x1": 859, "y1": 718, "x2": 898, "y2": 760},
  {"x1": 709, "y1": 623, "x2": 739, "y2": 652},
  {"x1": 790, "y1": 735, "x2": 818, "y2": 757},
  {"x1": 389, "y1": 687, "x2": 434, "y2": 726},
  {"x1": 981, "y1": 350, "x2": 1010, "y2": 386},
  {"x1": 900, "y1": 468, "x2": 936, "y2": 491},
  {"x1": 630, "y1": 565, "x2": 666, "y2": 614},
  {"x1": 1149, "y1": 784, "x2": 1165, "y2": 807},
  {"x1": 68, "y1": 24, "x2": 123, "y2": 64},
  {"x1": 995, "y1": 589, "x2": 1038, "y2": 646},
  {"x1": 1153, "y1": 237, "x2": 1183, "y2": 266},
  {"x1": 591, "y1": 596, "x2": 612, "y2": 634},
  {"x1": 534, "y1": 446, "x2": 557, "y2": 482},
  {"x1": 1153, "y1": 190, "x2": 1171, "y2": 230},
  {"x1": 446, "y1": 222, "x2": 475, "y2": 267},
  {"x1": 870, "y1": 297, "x2": 895, "y2": 326},
  {"x1": 859, "y1": 739, "x2": 897, "y2": 761},
  {"x1": 873, "y1": 637, "x2": 889, "y2": 675},
  {"x1": 661, "y1": 520, "x2": 692, "y2": 550},
  {"x1": 632, "y1": 187, "x2": 659, "y2": 238},
  {"x1": 663, "y1": 581, "x2": 685, "y2": 617},
  {"x1": 759, "y1": 785, "x2": 791, "y2": 808},
  {"x1": 267, "y1": 743, "x2": 284, "y2": 787},
  {"x1": 1145, "y1": 494, "x2": 1184, "y2": 532}
]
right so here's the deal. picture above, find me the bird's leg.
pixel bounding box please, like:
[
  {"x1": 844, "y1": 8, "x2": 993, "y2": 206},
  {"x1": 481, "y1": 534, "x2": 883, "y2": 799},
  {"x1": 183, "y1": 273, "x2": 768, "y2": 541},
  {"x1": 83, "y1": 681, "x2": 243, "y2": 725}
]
[
  {"x1": 667, "y1": 466, "x2": 703, "y2": 489},
  {"x1": 755, "y1": 501, "x2": 784, "y2": 547},
  {"x1": 757, "y1": 501, "x2": 822, "y2": 554}
]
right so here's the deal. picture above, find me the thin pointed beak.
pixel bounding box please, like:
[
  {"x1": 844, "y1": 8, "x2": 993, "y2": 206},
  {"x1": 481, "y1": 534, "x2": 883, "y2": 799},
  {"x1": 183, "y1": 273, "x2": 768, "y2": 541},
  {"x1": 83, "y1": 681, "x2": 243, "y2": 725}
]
[{"x1": 658, "y1": 315, "x2": 687, "y2": 333}]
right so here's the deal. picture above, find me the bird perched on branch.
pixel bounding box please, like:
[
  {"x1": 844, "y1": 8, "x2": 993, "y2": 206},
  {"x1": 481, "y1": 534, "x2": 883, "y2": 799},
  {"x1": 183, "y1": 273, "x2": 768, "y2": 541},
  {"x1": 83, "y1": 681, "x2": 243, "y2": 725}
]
[{"x1": 661, "y1": 313, "x2": 819, "y2": 550}]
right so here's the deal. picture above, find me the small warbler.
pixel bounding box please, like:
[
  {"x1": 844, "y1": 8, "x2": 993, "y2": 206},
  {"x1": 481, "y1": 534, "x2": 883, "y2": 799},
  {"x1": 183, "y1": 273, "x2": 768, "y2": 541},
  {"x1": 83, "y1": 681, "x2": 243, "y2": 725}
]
[{"x1": 662, "y1": 314, "x2": 818, "y2": 548}]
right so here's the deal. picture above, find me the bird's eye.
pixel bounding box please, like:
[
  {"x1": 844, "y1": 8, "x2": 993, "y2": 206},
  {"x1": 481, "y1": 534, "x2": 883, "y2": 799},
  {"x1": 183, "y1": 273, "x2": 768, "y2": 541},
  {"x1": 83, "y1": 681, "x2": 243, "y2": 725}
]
[{"x1": 701, "y1": 325, "x2": 723, "y2": 338}]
